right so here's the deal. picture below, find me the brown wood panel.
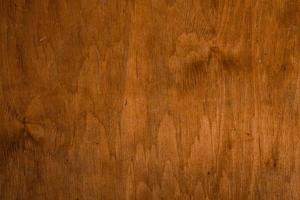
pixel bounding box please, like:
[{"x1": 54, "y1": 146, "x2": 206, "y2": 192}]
[{"x1": 0, "y1": 0, "x2": 299, "y2": 199}]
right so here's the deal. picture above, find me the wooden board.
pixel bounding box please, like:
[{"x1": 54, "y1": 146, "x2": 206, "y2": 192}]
[{"x1": 0, "y1": 0, "x2": 299, "y2": 199}]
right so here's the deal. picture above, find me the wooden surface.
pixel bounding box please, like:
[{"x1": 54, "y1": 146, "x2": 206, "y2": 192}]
[{"x1": 0, "y1": 0, "x2": 299, "y2": 199}]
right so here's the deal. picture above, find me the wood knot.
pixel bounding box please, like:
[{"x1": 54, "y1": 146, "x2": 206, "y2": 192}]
[
  {"x1": 169, "y1": 33, "x2": 210, "y2": 90},
  {"x1": 25, "y1": 123, "x2": 45, "y2": 142}
]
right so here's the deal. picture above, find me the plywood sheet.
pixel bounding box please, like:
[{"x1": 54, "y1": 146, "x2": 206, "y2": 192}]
[{"x1": 0, "y1": 0, "x2": 299, "y2": 199}]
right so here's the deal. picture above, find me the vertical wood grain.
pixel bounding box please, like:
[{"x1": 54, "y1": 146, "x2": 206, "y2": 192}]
[{"x1": 1, "y1": 0, "x2": 299, "y2": 199}]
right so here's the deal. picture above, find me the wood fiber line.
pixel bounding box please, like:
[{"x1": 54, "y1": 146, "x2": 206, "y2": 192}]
[{"x1": 0, "y1": 0, "x2": 299, "y2": 199}]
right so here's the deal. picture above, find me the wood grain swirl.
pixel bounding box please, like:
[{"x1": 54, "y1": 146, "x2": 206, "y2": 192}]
[{"x1": 0, "y1": 0, "x2": 299, "y2": 199}]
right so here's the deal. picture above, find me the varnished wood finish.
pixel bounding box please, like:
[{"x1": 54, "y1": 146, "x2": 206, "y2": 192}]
[{"x1": 1, "y1": 0, "x2": 299, "y2": 199}]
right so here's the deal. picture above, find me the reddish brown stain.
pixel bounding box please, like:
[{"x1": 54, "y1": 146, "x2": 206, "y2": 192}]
[{"x1": 1, "y1": 0, "x2": 300, "y2": 199}]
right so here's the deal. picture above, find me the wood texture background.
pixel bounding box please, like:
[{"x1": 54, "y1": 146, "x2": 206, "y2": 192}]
[{"x1": 0, "y1": 0, "x2": 299, "y2": 199}]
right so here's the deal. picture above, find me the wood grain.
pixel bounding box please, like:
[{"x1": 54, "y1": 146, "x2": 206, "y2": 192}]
[{"x1": 0, "y1": 0, "x2": 299, "y2": 199}]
